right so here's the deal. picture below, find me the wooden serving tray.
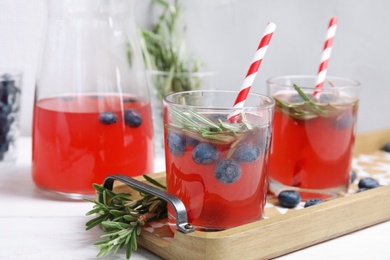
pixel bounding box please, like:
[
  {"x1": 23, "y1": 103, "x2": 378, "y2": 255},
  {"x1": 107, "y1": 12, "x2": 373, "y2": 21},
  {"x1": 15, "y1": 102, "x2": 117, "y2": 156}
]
[{"x1": 113, "y1": 129, "x2": 390, "y2": 259}]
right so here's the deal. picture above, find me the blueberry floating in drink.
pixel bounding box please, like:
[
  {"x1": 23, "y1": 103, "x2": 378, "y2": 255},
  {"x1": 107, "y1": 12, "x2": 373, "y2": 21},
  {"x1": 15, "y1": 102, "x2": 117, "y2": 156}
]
[
  {"x1": 192, "y1": 143, "x2": 219, "y2": 165},
  {"x1": 99, "y1": 112, "x2": 118, "y2": 125},
  {"x1": 167, "y1": 132, "x2": 186, "y2": 156},
  {"x1": 124, "y1": 109, "x2": 142, "y2": 127},
  {"x1": 334, "y1": 111, "x2": 354, "y2": 130},
  {"x1": 185, "y1": 135, "x2": 199, "y2": 147},
  {"x1": 233, "y1": 144, "x2": 261, "y2": 162},
  {"x1": 214, "y1": 159, "x2": 242, "y2": 184},
  {"x1": 123, "y1": 97, "x2": 138, "y2": 103}
]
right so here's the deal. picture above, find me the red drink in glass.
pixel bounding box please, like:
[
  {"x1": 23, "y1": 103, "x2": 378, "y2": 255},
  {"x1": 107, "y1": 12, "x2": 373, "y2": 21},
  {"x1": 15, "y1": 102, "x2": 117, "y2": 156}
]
[
  {"x1": 267, "y1": 76, "x2": 360, "y2": 200},
  {"x1": 163, "y1": 90, "x2": 274, "y2": 231},
  {"x1": 165, "y1": 125, "x2": 270, "y2": 230},
  {"x1": 32, "y1": 94, "x2": 154, "y2": 196}
]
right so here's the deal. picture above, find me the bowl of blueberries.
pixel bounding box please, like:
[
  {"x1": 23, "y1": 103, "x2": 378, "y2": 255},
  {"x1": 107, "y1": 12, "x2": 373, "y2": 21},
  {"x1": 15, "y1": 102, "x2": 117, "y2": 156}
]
[{"x1": 0, "y1": 71, "x2": 22, "y2": 169}]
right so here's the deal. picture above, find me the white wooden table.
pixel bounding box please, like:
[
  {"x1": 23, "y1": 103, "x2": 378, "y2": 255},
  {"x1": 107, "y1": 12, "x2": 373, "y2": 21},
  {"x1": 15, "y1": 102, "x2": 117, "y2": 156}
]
[{"x1": 1, "y1": 137, "x2": 389, "y2": 260}]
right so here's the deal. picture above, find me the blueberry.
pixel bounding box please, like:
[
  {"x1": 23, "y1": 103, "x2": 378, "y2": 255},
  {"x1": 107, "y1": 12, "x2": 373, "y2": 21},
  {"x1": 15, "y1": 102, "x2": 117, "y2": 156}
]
[
  {"x1": 318, "y1": 93, "x2": 337, "y2": 103},
  {"x1": 167, "y1": 132, "x2": 186, "y2": 156},
  {"x1": 123, "y1": 97, "x2": 138, "y2": 103},
  {"x1": 208, "y1": 114, "x2": 227, "y2": 123},
  {"x1": 358, "y1": 177, "x2": 380, "y2": 189},
  {"x1": 0, "y1": 103, "x2": 12, "y2": 115},
  {"x1": 350, "y1": 170, "x2": 357, "y2": 184},
  {"x1": 334, "y1": 112, "x2": 354, "y2": 130},
  {"x1": 233, "y1": 145, "x2": 261, "y2": 162},
  {"x1": 278, "y1": 190, "x2": 301, "y2": 208},
  {"x1": 185, "y1": 135, "x2": 199, "y2": 147},
  {"x1": 382, "y1": 142, "x2": 390, "y2": 153},
  {"x1": 357, "y1": 187, "x2": 370, "y2": 193},
  {"x1": 192, "y1": 143, "x2": 219, "y2": 165},
  {"x1": 214, "y1": 159, "x2": 242, "y2": 184},
  {"x1": 0, "y1": 75, "x2": 15, "y2": 104},
  {"x1": 304, "y1": 198, "x2": 324, "y2": 208},
  {"x1": 288, "y1": 94, "x2": 305, "y2": 103},
  {"x1": 99, "y1": 112, "x2": 118, "y2": 125},
  {"x1": 124, "y1": 109, "x2": 142, "y2": 127}
]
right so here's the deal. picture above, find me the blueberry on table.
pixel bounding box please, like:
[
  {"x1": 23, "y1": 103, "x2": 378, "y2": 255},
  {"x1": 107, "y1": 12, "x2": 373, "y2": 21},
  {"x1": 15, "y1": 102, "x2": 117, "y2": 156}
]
[
  {"x1": 214, "y1": 159, "x2": 242, "y2": 184},
  {"x1": 233, "y1": 144, "x2": 260, "y2": 162},
  {"x1": 167, "y1": 132, "x2": 186, "y2": 156},
  {"x1": 304, "y1": 198, "x2": 324, "y2": 208},
  {"x1": 357, "y1": 187, "x2": 370, "y2": 193},
  {"x1": 124, "y1": 109, "x2": 142, "y2": 127},
  {"x1": 382, "y1": 142, "x2": 390, "y2": 153},
  {"x1": 350, "y1": 170, "x2": 357, "y2": 184},
  {"x1": 278, "y1": 190, "x2": 301, "y2": 208},
  {"x1": 99, "y1": 112, "x2": 118, "y2": 125},
  {"x1": 192, "y1": 143, "x2": 219, "y2": 165},
  {"x1": 358, "y1": 177, "x2": 380, "y2": 190}
]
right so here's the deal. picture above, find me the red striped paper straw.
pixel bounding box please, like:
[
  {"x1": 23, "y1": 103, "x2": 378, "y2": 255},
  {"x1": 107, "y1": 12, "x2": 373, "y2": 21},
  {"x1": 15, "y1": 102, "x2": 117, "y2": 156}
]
[
  {"x1": 228, "y1": 22, "x2": 276, "y2": 121},
  {"x1": 315, "y1": 16, "x2": 338, "y2": 91}
]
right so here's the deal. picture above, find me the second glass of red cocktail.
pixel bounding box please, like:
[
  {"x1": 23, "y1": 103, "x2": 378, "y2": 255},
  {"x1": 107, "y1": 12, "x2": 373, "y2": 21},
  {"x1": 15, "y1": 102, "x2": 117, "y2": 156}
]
[
  {"x1": 267, "y1": 75, "x2": 360, "y2": 200},
  {"x1": 163, "y1": 90, "x2": 274, "y2": 231}
]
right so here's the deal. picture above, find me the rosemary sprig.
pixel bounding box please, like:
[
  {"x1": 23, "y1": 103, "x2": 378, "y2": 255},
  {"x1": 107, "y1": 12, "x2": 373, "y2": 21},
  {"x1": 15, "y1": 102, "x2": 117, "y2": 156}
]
[
  {"x1": 293, "y1": 84, "x2": 324, "y2": 114},
  {"x1": 139, "y1": 0, "x2": 203, "y2": 99},
  {"x1": 85, "y1": 176, "x2": 167, "y2": 259},
  {"x1": 167, "y1": 108, "x2": 256, "y2": 144},
  {"x1": 274, "y1": 84, "x2": 335, "y2": 121}
]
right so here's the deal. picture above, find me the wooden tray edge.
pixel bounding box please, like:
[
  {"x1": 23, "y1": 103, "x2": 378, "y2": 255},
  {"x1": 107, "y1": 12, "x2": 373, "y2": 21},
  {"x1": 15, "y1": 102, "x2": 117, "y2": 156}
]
[
  {"x1": 354, "y1": 128, "x2": 390, "y2": 154},
  {"x1": 134, "y1": 179, "x2": 390, "y2": 260},
  {"x1": 117, "y1": 129, "x2": 390, "y2": 259}
]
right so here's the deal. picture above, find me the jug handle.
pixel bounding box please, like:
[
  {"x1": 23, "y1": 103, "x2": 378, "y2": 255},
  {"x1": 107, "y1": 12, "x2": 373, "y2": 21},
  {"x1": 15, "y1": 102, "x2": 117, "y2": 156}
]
[{"x1": 103, "y1": 174, "x2": 195, "y2": 234}]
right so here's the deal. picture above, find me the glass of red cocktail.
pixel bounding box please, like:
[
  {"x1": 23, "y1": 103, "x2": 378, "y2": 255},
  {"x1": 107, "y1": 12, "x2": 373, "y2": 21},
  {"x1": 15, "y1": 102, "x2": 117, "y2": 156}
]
[
  {"x1": 163, "y1": 90, "x2": 274, "y2": 231},
  {"x1": 267, "y1": 75, "x2": 360, "y2": 200}
]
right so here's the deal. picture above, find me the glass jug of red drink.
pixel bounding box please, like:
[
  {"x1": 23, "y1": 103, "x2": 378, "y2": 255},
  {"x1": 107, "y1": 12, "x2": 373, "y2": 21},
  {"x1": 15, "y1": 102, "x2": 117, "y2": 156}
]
[{"x1": 33, "y1": 0, "x2": 154, "y2": 199}]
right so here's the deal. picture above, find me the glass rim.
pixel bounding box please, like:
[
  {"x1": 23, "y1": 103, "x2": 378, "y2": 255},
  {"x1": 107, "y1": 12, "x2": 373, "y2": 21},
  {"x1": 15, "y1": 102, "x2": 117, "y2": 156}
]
[
  {"x1": 163, "y1": 90, "x2": 275, "y2": 110},
  {"x1": 266, "y1": 75, "x2": 360, "y2": 88}
]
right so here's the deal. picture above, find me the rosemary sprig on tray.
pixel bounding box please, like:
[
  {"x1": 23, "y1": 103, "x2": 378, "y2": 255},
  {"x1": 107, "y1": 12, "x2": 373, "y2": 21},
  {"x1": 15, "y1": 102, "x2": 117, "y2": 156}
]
[{"x1": 85, "y1": 176, "x2": 167, "y2": 260}]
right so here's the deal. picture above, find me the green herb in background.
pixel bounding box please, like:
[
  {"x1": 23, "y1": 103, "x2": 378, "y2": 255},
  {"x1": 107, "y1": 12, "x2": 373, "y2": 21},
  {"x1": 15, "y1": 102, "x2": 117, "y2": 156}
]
[
  {"x1": 85, "y1": 176, "x2": 167, "y2": 260},
  {"x1": 138, "y1": 0, "x2": 203, "y2": 99}
]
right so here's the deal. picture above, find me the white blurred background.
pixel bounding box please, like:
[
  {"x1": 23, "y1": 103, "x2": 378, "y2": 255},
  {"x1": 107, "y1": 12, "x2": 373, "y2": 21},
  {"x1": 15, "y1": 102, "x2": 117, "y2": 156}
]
[{"x1": 1, "y1": 0, "x2": 389, "y2": 135}]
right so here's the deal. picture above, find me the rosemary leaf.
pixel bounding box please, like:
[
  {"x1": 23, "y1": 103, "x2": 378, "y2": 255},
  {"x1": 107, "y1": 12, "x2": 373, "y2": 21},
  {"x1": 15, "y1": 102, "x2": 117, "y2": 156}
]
[
  {"x1": 188, "y1": 110, "x2": 222, "y2": 131},
  {"x1": 143, "y1": 174, "x2": 167, "y2": 189}
]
